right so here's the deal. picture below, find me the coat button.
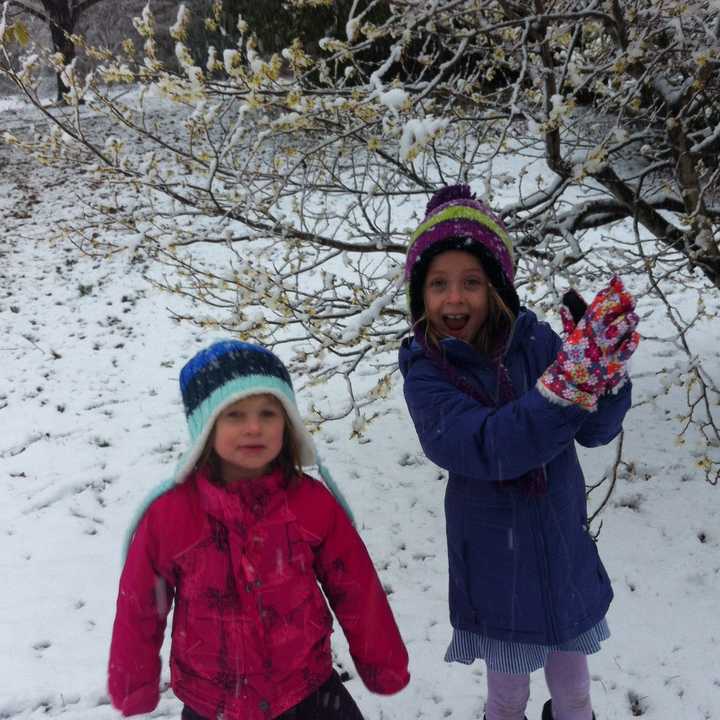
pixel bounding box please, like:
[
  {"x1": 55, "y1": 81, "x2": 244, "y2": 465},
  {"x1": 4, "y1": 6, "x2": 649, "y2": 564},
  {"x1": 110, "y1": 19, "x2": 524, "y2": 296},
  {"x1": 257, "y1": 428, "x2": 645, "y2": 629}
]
[
  {"x1": 258, "y1": 699, "x2": 270, "y2": 712},
  {"x1": 246, "y1": 583, "x2": 253, "y2": 592}
]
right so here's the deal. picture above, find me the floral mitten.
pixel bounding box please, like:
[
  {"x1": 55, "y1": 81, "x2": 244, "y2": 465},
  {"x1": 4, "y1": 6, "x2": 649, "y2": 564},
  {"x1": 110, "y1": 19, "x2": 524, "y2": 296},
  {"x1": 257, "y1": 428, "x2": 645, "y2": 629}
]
[
  {"x1": 538, "y1": 276, "x2": 640, "y2": 411},
  {"x1": 560, "y1": 287, "x2": 640, "y2": 393}
]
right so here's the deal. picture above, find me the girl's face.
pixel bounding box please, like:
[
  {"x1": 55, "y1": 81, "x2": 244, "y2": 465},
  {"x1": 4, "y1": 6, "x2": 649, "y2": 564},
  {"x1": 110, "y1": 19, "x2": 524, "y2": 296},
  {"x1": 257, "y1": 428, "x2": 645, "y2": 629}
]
[
  {"x1": 213, "y1": 394, "x2": 286, "y2": 483},
  {"x1": 422, "y1": 250, "x2": 490, "y2": 344}
]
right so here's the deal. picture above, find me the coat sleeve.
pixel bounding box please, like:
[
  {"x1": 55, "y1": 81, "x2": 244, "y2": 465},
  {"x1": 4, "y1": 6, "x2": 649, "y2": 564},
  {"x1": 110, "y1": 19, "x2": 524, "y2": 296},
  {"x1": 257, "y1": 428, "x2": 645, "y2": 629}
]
[
  {"x1": 308, "y1": 485, "x2": 410, "y2": 695},
  {"x1": 108, "y1": 506, "x2": 175, "y2": 716},
  {"x1": 575, "y1": 380, "x2": 632, "y2": 447},
  {"x1": 403, "y1": 355, "x2": 590, "y2": 480}
]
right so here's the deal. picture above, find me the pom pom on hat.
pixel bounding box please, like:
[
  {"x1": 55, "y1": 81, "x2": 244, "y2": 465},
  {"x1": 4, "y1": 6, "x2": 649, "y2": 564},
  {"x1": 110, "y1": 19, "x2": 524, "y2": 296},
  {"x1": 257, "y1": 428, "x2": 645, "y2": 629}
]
[{"x1": 425, "y1": 183, "x2": 475, "y2": 213}]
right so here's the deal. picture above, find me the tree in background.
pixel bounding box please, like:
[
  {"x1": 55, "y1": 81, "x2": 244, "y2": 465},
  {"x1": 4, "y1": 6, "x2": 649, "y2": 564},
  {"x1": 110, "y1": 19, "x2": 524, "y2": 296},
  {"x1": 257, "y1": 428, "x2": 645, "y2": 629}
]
[
  {"x1": 186, "y1": 0, "x2": 351, "y2": 59},
  {"x1": 1, "y1": 0, "x2": 718, "y2": 483},
  {"x1": 4, "y1": 0, "x2": 110, "y2": 99}
]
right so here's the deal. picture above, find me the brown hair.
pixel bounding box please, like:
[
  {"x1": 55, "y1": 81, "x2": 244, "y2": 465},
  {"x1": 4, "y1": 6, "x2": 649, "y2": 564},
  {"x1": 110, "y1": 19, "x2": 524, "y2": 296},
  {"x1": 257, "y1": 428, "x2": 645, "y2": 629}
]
[
  {"x1": 416, "y1": 281, "x2": 515, "y2": 357},
  {"x1": 195, "y1": 397, "x2": 304, "y2": 488}
]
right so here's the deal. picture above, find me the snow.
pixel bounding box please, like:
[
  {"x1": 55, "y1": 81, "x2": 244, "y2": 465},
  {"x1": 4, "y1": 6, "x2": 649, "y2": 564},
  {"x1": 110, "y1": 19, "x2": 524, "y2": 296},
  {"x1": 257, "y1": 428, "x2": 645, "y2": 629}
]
[
  {"x1": 341, "y1": 294, "x2": 396, "y2": 344},
  {"x1": 379, "y1": 88, "x2": 409, "y2": 116},
  {"x1": 206, "y1": 46, "x2": 217, "y2": 73},
  {"x1": 346, "y1": 18, "x2": 360, "y2": 43},
  {"x1": 1, "y1": 94, "x2": 720, "y2": 720},
  {"x1": 399, "y1": 117, "x2": 449, "y2": 161},
  {"x1": 369, "y1": 44, "x2": 402, "y2": 93},
  {"x1": 0, "y1": 94, "x2": 26, "y2": 114},
  {"x1": 169, "y1": 3, "x2": 189, "y2": 40},
  {"x1": 0, "y1": 2, "x2": 8, "y2": 45},
  {"x1": 223, "y1": 49, "x2": 241, "y2": 76}
]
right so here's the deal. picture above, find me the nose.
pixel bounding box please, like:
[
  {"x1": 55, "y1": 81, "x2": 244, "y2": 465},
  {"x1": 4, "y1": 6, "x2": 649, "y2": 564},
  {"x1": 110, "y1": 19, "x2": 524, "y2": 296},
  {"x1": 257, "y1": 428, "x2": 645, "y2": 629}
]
[
  {"x1": 244, "y1": 415, "x2": 262, "y2": 434},
  {"x1": 445, "y1": 281, "x2": 463, "y2": 303}
]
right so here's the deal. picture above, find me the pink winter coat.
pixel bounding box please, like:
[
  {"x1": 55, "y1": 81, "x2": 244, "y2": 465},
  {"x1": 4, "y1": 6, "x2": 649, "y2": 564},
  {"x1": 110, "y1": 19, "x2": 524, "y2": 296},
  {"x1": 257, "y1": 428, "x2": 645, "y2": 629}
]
[{"x1": 108, "y1": 467, "x2": 409, "y2": 719}]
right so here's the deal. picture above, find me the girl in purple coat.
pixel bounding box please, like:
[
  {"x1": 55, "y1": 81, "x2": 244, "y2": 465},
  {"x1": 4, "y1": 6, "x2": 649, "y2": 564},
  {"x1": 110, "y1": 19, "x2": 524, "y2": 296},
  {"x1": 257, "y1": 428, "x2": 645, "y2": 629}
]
[{"x1": 398, "y1": 186, "x2": 640, "y2": 720}]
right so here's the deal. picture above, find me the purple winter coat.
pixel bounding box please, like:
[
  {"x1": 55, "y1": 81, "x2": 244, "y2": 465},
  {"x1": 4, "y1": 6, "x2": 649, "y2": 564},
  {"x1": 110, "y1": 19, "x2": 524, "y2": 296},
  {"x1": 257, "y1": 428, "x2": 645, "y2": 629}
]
[{"x1": 399, "y1": 309, "x2": 631, "y2": 645}]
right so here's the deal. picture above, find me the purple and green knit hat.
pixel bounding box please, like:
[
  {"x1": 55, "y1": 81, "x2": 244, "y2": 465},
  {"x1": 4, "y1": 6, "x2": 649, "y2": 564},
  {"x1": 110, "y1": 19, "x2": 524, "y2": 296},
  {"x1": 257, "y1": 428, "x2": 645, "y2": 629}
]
[{"x1": 404, "y1": 184, "x2": 519, "y2": 323}]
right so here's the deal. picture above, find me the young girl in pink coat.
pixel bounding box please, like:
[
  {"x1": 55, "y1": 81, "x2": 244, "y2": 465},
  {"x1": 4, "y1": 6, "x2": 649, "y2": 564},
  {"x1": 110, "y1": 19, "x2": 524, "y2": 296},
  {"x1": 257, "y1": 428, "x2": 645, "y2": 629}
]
[{"x1": 108, "y1": 340, "x2": 409, "y2": 720}]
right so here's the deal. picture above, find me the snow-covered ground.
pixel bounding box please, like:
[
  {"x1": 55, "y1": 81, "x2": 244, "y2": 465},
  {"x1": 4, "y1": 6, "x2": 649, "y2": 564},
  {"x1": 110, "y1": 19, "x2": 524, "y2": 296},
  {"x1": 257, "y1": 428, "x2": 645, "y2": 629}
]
[{"x1": 1, "y1": 95, "x2": 719, "y2": 720}]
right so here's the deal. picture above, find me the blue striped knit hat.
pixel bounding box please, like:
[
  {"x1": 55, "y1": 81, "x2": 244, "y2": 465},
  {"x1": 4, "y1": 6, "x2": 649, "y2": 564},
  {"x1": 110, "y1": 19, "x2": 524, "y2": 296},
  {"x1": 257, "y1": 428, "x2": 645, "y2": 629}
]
[
  {"x1": 175, "y1": 340, "x2": 317, "y2": 482},
  {"x1": 168, "y1": 340, "x2": 354, "y2": 523}
]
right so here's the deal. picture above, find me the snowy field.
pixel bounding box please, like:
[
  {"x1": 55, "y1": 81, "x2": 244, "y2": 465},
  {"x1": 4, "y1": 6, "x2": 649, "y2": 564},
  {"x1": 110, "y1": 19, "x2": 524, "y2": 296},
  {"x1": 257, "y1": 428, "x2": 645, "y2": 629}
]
[{"x1": 1, "y1": 94, "x2": 719, "y2": 720}]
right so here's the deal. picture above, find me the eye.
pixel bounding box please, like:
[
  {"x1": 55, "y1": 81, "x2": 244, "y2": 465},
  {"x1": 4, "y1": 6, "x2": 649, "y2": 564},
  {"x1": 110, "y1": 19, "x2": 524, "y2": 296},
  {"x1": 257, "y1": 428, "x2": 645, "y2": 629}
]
[
  {"x1": 465, "y1": 276, "x2": 485, "y2": 288},
  {"x1": 260, "y1": 408, "x2": 280, "y2": 418},
  {"x1": 427, "y1": 277, "x2": 446, "y2": 290}
]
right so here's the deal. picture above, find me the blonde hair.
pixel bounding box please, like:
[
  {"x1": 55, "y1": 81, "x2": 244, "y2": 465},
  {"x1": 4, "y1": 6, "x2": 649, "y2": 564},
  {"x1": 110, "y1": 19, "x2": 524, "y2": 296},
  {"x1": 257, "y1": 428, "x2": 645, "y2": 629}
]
[
  {"x1": 416, "y1": 281, "x2": 515, "y2": 357},
  {"x1": 196, "y1": 400, "x2": 304, "y2": 487}
]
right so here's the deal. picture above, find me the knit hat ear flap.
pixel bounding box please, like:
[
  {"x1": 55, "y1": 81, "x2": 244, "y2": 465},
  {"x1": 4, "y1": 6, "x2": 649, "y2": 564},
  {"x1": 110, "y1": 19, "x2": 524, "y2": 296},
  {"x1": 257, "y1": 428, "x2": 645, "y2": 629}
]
[{"x1": 404, "y1": 184, "x2": 519, "y2": 323}]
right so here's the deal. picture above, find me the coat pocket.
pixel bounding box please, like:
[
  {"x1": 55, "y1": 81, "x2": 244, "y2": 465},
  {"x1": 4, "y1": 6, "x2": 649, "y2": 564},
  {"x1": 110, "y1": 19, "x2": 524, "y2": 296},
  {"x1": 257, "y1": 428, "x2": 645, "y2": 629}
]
[
  {"x1": 256, "y1": 575, "x2": 331, "y2": 648},
  {"x1": 460, "y1": 505, "x2": 541, "y2": 634}
]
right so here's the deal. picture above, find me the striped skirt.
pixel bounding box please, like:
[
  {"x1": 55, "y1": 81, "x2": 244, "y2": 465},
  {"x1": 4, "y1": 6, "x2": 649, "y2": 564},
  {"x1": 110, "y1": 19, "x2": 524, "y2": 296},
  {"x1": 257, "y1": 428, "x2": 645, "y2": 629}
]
[{"x1": 445, "y1": 618, "x2": 610, "y2": 674}]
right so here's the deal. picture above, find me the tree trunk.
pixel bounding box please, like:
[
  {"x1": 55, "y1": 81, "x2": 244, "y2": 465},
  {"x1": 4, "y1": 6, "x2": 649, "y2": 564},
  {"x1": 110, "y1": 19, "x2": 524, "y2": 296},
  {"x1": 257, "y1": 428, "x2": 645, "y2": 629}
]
[{"x1": 40, "y1": 1, "x2": 76, "y2": 101}]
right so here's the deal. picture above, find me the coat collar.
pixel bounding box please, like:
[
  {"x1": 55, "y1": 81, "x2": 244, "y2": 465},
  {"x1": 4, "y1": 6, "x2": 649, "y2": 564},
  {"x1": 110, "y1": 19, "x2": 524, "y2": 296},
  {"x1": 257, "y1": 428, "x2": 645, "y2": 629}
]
[
  {"x1": 193, "y1": 465, "x2": 288, "y2": 526},
  {"x1": 399, "y1": 308, "x2": 538, "y2": 374}
]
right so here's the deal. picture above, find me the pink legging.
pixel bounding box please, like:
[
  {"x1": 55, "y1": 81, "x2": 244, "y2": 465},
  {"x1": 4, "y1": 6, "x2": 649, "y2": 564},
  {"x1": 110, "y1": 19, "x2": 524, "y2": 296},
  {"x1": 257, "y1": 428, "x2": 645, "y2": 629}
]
[{"x1": 485, "y1": 652, "x2": 593, "y2": 720}]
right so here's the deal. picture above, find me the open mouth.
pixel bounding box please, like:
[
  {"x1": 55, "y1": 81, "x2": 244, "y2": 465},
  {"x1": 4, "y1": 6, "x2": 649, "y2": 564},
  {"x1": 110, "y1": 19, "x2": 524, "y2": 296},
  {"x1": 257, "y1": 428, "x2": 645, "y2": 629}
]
[{"x1": 443, "y1": 314, "x2": 469, "y2": 332}]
